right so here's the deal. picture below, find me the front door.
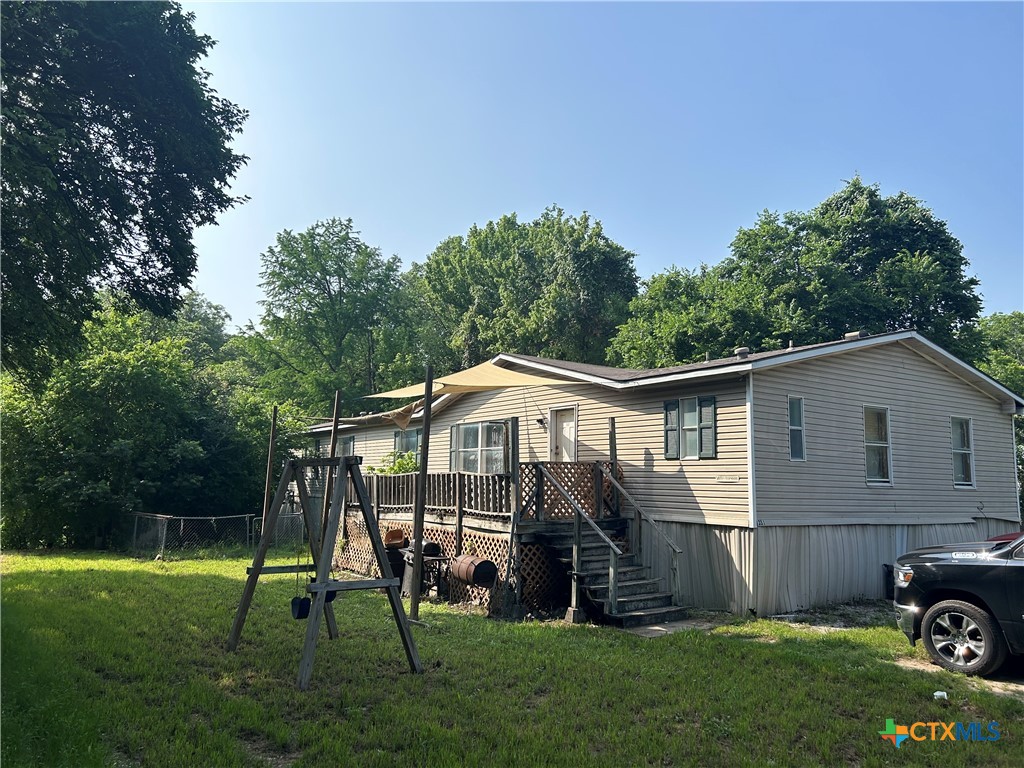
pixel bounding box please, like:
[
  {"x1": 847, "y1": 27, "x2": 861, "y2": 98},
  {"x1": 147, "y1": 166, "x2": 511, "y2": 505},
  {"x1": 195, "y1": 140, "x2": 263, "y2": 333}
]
[{"x1": 550, "y1": 408, "x2": 577, "y2": 462}]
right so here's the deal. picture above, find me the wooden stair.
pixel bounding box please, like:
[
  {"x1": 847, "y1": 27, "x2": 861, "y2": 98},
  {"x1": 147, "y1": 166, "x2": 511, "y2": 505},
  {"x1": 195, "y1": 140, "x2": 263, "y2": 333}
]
[{"x1": 538, "y1": 525, "x2": 688, "y2": 629}]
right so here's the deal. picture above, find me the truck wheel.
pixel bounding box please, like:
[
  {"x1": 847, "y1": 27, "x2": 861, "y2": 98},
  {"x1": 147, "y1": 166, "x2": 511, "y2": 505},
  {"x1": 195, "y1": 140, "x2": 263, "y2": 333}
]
[{"x1": 921, "y1": 600, "x2": 1008, "y2": 676}]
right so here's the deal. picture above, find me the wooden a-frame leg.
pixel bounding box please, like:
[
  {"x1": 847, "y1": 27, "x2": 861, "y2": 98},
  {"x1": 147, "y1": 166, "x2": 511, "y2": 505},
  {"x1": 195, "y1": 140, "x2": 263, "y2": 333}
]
[
  {"x1": 228, "y1": 461, "x2": 295, "y2": 651},
  {"x1": 295, "y1": 470, "x2": 339, "y2": 640},
  {"x1": 297, "y1": 469, "x2": 347, "y2": 690},
  {"x1": 350, "y1": 462, "x2": 423, "y2": 673}
]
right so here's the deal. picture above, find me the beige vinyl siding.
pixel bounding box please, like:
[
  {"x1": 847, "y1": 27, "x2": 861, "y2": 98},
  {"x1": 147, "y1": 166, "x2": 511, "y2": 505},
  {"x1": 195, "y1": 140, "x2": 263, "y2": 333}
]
[
  {"x1": 349, "y1": 426, "x2": 403, "y2": 469},
  {"x1": 348, "y1": 375, "x2": 751, "y2": 527},
  {"x1": 752, "y1": 343, "x2": 1020, "y2": 525}
]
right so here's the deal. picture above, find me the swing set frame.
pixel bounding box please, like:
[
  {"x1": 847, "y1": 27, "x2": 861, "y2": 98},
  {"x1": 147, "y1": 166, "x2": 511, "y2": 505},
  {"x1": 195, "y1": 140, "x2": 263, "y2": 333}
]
[{"x1": 227, "y1": 455, "x2": 423, "y2": 690}]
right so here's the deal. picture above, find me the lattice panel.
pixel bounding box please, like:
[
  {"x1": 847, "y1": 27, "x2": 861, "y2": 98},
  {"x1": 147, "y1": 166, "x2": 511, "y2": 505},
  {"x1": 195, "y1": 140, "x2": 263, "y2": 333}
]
[
  {"x1": 336, "y1": 512, "x2": 514, "y2": 612},
  {"x1": 518, "y1": 462, "x2": 623, "y2": 520},
  {"x1": 516, "y1": 542, "x2": 566, "y2": 614},
  {"x1": 336, "y1": 510, "x2": 574, "y2": 617},
  {"x1": 448, "y1": 531, "x2": 510, "y2": 609}
]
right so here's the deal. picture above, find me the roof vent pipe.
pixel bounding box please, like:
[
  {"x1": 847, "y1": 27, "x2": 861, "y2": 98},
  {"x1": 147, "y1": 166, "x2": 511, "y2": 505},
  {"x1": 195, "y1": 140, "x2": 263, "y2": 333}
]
[
  {"x1": 734, "y1": 346, "x2": 750, "y2": 359},
  {"x1": 844, "y1": 330, "x2": 869, "y2": 341},
  {"x1": 705, "y1": 351, "x2": 711, "y2": 362}
]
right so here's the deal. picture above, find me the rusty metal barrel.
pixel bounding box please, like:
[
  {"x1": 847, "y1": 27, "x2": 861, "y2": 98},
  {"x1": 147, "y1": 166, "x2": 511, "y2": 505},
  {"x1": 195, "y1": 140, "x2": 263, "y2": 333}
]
[{"x1": 450, "y1": 555, "x2": 498, "y2": 588}]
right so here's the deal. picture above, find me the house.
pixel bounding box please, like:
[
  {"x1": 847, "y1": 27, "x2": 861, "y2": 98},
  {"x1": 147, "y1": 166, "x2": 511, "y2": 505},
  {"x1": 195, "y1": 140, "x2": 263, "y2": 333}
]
[{"x1": 312, "y1": 330, "x2": 1023, "y2": 618}]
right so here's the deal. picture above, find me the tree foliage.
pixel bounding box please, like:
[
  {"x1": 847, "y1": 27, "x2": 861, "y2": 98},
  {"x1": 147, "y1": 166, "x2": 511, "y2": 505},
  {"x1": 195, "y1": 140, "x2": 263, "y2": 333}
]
[
  {"x1": 0, "y1": 298, "x2": 297, "y2": 549},
  {"x1": 1, "y1": 1, "x2": 247, "y2": 382},
  {"x1": 245, "y1": 218, "x2": 408, "y2": 413},
  {"x1": 422, "y1": 207, "x2": 638, "y2": 367},
  {"x1": 609, "y1": 178, "x2": 983, "y2": 367},
  {"x1": 977, "y1": 312, "x2": 1024, "y2": 510}
]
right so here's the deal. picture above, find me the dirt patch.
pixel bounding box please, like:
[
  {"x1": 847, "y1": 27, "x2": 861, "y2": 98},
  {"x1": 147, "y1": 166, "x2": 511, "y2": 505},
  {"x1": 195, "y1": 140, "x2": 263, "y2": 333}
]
[
  {"x1": 891, "y1": 657, "x2": 1024, "y2": 700},
  {"x1": 768, "y1": 599, "x2": 895, "y2": 631},
  {"x1": 238, "y1": 735, "x2": 301, "y2": 768},
  {"x1": 626, "y1": 609, "x2": 736, "y2": 638}
]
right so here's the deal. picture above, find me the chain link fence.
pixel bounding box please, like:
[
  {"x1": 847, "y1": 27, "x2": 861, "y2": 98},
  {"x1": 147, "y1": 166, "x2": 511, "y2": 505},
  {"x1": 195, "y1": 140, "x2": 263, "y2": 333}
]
[
  {"x1": 130, "y1": 513, "x2": 253, "y2": 558},
  {"x1": 250, "y1": 511, "x2": 306, "y2": 552},
  {"x1": 129, "y1": 511, "x2": 307, "y2": 559}
]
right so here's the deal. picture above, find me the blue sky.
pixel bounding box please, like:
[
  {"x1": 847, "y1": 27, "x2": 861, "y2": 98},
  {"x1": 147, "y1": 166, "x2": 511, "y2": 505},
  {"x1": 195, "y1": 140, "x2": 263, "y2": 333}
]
[{"x1": 185, "y1": 1, "x2": 1024, "y2": 330}]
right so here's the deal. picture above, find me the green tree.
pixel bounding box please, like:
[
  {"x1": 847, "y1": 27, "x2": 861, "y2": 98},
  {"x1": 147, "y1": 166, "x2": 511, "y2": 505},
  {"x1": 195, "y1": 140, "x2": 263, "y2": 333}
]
[
  {"x1": 977, "y1": 312, "x2": 1024, "y2": 512},
  {"x1": 1, "y1": 1, "x2": 247, "y2": 382},
  {"x1": 247, "y1": 218, "x2": 406, "y2": 413},
  {"x1": 423, "y1": 206, "x2": 638, "y2": 366},
  {"x1": 0, "y1": 299, "x2": 295, "y2": 548},
  {"x1": 610, "y1": 178, "x2": 983, "y2": 367}
]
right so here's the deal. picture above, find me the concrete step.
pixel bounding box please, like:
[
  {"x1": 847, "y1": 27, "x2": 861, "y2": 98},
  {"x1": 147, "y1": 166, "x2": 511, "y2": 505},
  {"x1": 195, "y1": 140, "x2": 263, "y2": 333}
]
[{"x1": 605, "y1": 604, "x2": 690, "y2": 629}]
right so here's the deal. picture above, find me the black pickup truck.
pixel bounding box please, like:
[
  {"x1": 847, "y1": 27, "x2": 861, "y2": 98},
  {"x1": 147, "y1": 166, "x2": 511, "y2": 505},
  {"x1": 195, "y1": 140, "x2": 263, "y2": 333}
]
[{"x1": 893, "y1": 533, "x2": 1024, "y2": 676}]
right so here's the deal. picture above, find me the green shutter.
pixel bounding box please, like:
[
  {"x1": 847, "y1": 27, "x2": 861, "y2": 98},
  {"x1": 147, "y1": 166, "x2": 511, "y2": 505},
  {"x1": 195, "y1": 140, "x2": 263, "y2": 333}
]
[
  {"x1": 698, "y1": 396, "x2": 716, "y2": 458},
  {"x1": 664, "y1": 400, "x2": 679, "y2": 459}
]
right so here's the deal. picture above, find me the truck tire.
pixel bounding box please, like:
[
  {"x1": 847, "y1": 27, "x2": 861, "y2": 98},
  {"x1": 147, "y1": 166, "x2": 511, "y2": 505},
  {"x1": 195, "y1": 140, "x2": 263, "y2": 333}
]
[{"x1": 921, "y1": 599, "x2": 1008, "y2": 676}]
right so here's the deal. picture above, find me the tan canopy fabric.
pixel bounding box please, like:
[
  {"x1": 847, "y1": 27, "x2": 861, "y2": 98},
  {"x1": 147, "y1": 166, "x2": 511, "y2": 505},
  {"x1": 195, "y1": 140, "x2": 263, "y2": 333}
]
[
  {"x1": 366, "y1": 359, "x2": 572, "y2": 399},
  {"x1": 333, "y1": 399, "x2": 421, "y2": 430}
]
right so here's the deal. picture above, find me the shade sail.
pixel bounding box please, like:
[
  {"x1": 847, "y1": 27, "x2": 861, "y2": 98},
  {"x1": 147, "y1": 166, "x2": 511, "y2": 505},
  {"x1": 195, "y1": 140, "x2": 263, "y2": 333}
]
[
  {"x1": 338, "y1": 399, "x2": 420, "y2": 429},
  {"x1": 366, "y1": 359, "x2": 572, "y2": 399}
]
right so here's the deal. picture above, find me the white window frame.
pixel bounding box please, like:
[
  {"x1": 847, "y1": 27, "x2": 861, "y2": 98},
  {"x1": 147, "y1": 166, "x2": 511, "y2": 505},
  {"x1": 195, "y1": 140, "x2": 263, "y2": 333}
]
[
  {"x1": 788, "y1": 396, "x2": 806, "y2": 462},
  {"x1": 681, "y1": 397, "x2": 700, "y2": 459},
  {"x1": 863, "y1": 405, "x2": 893, "y2": 486},
  {"x1": 449, "y1": 421, "x2": 509, "y2": 474},
  {"x1": 950, "y1": 416, "x2": 975, "y2": 489}
]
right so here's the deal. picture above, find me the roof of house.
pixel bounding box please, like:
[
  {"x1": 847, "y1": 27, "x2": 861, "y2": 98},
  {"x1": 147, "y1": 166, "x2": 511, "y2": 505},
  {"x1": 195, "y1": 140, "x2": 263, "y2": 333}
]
[
  {"x1": 496, "y1": 330, "x2": 1023, "y2": 410},
  {"x1": 309, "y1": 330, "x2": 1023, "y2": 433},
  {"x1": 498, "y1": 336, "x2": 854, "y2": 383}
]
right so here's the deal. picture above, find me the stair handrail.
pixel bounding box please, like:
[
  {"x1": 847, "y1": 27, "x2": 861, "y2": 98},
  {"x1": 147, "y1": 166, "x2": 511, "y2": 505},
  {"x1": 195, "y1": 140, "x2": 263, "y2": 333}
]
[
  {"x1": 597, "y1": 464, "x2": 683, "y2": 605},
  {"x1": 537, "y1": 464, "x2": 622, "y2": 616}
]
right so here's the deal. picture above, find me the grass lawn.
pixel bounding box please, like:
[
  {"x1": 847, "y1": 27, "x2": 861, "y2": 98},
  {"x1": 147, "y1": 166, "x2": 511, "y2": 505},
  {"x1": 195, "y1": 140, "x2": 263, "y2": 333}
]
[{"x1": 2, "y1": 551, "x2": 1021, "y2": 767}]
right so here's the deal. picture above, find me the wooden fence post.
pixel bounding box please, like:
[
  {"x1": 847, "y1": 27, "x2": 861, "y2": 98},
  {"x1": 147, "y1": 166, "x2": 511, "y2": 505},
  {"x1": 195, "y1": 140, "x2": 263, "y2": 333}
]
[{"x1": 455, "y1": 472, "x2": 464, "y2": 556}]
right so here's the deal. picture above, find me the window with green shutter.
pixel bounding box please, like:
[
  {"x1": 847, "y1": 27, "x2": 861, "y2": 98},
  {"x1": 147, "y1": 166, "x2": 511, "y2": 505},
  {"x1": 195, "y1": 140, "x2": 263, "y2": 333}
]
[{"x1": 664, "y1": 396, "x2": 716, "y2": 460}]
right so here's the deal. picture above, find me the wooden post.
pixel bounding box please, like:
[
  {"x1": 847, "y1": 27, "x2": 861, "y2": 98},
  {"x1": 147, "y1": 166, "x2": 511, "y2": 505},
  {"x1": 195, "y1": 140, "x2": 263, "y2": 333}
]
[
  {"x1": 608, "y1": 554, "x2": 619, "y2": 616},
  {"x1": 372, "y1": 472, "x2": 380, "y2": 526},
  {"x1": 509, "y1": 417, "x2": 520, "y2": 519},
  {"x1": 455, "y1": 472, "x2": 464, "y2": 557},
  {"x1": 228, "y1": 460, "x2": 295, "y2": 651},
  {"x1": 261, "y1": 406, "x2": 279, "y2": 535},
  {"x1": 319, "y1": 391, "x2": 342, "y2": 541},
  {"x1": 593, "y1": 461, "x2": 603, "y2": 520},
  {"x1": 410, "y1": 365, "x2": 433, "y2": 621},
  {"x1": 565, "y1": 488, "x2": 585, "y2": 623},
  {"x1": 608, "y1": 417, "x2": 619, "y2": 517},
  {"x1": 534, "y1": 464, "x2": 545, "y2": 522}
]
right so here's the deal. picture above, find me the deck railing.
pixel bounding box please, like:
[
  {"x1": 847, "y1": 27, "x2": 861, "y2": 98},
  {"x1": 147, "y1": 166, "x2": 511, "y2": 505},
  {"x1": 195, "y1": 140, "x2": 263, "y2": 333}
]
[
  {"x1": 347, "y1": 470, "x2": 515, "y2": 522},
  {"x1": 333, "y1": 462, "x2": 616, "y2": 523}
]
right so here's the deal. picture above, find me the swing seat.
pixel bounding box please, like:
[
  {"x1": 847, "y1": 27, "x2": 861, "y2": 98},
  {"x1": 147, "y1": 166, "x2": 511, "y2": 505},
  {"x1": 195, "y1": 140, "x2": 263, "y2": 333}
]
[{"x1": 291, "y1": 596, "x2": 311, "y2": 620}]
